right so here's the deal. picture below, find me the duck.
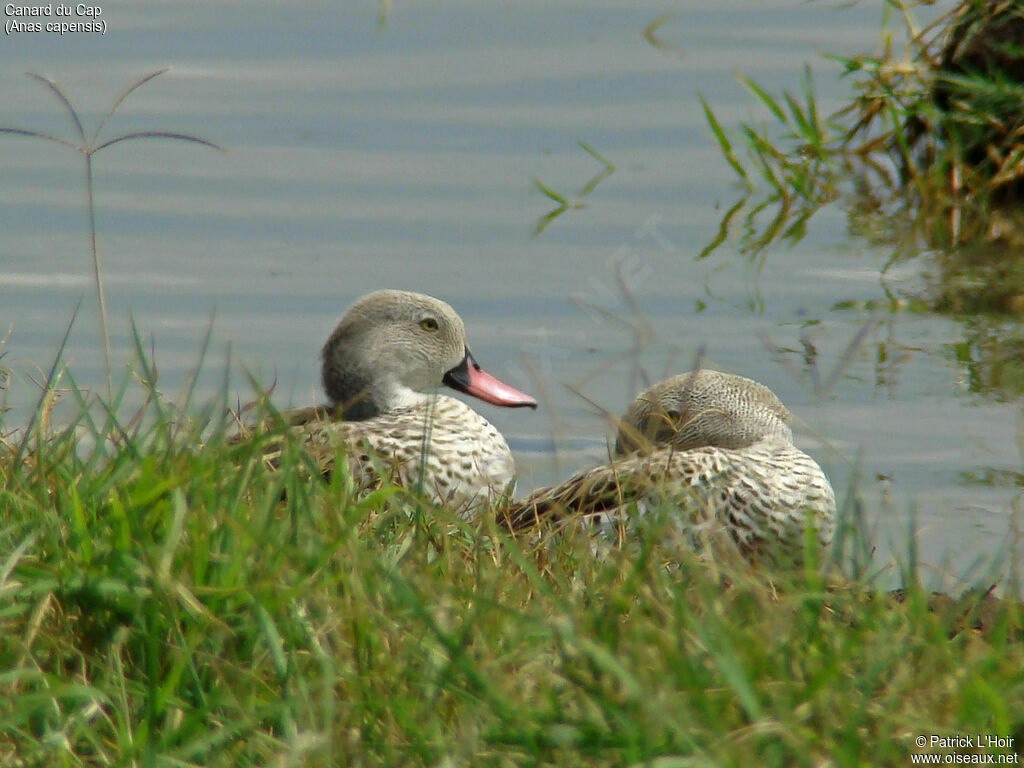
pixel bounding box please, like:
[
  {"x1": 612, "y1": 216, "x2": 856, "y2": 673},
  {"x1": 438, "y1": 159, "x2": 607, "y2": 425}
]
[
  {"x1": 499, "y1": 369, "x2": 835, "y2": 561},
  {"x1": 253, "y1": 290, "x2": 537, "y2": 514}
]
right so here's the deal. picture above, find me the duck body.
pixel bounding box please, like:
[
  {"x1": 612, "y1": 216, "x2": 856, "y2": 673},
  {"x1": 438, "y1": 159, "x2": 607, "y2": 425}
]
[
  {"x1": 502, "y1": 370, "x2": 835, "y2": 560},
  {"x1": 259, "y1": 290, "x2": 536, "y2": 513},
  {"x1": 290, "y1": 393, "x2": 519, "y2": 514}
]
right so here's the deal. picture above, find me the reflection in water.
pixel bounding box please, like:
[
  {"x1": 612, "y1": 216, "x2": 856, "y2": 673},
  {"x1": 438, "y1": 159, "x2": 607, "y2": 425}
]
[
  {"x1": 953, "y1": 322, "x2": 1024, "y2": 401},
  {"x1": 693, "y1": 0, "x2": 1024, "y2": 419}
]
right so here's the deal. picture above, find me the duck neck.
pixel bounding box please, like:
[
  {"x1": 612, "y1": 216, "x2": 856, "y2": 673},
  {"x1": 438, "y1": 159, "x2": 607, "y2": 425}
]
[
  {"x1": 325, "y1": 367, "x2": 431, "y2": 421},
  {"x1": 321, "y1": 366, "x2": 373, "y2": 420}
]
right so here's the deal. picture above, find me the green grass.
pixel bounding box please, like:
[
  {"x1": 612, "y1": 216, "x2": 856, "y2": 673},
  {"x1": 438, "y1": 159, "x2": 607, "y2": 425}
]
[
  {"x1": 531, "y1": 141, "x2": 615, "y2": 235},
  {"x1": 1, "y1": 358, "x2": 1022, "y2": 767}
]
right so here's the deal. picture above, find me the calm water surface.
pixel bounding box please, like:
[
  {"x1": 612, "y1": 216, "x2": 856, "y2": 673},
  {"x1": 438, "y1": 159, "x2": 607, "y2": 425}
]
[{"x1": 2, "y1": 0, "x2": 1019, "y2": 584}]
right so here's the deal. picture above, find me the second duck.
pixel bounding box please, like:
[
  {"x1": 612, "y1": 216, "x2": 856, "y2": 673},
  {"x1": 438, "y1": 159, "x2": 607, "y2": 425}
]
[{"x1": 501, "y1": 369, "x2": 835, "y2": 561}]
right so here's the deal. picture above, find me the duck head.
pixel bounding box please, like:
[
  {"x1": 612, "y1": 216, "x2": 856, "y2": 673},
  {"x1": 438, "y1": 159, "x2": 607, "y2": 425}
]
[
  {"x1": 615, "y1": 369, "x2": 794, "y2": 455},
  {"x1": 321, "y1": 289, "x2": 537, "y2": 419}
]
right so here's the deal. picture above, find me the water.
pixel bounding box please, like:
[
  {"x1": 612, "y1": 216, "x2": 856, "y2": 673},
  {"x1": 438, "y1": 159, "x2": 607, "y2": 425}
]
[{"x1": 2, "y1": 0, "x2": 1020, "y2": 586}]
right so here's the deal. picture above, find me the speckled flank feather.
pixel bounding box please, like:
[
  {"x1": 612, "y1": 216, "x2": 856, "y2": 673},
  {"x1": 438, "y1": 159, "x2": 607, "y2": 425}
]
[
  {"x1": 294, "y1": 395, "x2": 516, "y2": 515},
  {"x1": 502, "y1": 370, "x2": 836, "y2": 560}
]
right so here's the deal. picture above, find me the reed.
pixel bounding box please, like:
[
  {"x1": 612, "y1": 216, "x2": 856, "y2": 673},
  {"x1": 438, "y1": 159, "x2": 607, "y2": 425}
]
[{"x1": 700, "y1": 0, "x2": 1024, "y2": 255}]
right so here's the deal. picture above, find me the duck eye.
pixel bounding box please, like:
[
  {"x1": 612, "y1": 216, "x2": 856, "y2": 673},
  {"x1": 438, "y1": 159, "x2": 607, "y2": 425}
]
[{"x1": 419, "y1": 317, "x2": 439, "y2": 332}]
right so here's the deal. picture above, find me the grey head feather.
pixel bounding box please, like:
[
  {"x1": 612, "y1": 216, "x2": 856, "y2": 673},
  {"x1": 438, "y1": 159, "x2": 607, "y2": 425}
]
[{"x1": 615, "y1": 370, "x2": 793, "y2": 455}]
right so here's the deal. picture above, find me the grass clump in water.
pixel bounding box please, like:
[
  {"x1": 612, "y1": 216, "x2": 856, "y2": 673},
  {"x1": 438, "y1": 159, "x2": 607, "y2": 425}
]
[
  {"x1": 702, "y1": 0, "x2": 1024, "y2": 255},
  {"x1": 1, "y1": 352, "x2": 1023, "y2": 767}
]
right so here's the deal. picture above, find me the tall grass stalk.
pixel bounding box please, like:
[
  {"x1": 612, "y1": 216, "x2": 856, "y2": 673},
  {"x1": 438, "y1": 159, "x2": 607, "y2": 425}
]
[{"x1": 0, "y1": 69, "x2": 222, "y2": 394}]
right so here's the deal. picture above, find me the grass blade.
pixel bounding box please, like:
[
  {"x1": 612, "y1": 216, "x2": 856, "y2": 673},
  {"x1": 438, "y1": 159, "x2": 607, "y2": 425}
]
[
  {"x1": 26, "y1": 71, "x2": 86, "y2": 144},
  {"x1": 700, "y1": 94, "x2": 750, "y2": 186}
]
